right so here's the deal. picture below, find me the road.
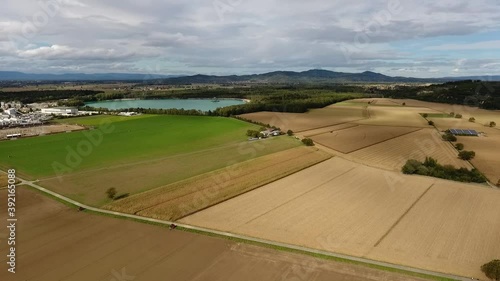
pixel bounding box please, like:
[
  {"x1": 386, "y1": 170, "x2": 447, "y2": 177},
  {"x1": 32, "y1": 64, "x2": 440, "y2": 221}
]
[{"x1": 8, "y1": 174, "x2": 472, "y2": 281}]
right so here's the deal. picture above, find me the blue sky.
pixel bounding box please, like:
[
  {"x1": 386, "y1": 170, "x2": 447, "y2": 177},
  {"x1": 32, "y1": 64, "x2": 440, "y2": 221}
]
[{"x1": 0, "y1": 0, "x2": 499, "y2": 77}]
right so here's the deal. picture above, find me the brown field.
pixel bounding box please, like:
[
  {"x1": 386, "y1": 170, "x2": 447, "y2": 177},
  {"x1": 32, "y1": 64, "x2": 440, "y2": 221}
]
[
  {"x1": 310, "y1": 125, "x2": 420, "y2": 153},
  {"x1": 238, "y1": 106, "x2": 367, "y2": 132},
  {"x1": 105, "y1": 146, "x2": 331, "y2": 221},
  {"x1": 39, "y1": 137, "x2": 299, "y2": 206},
  {"x1": 354, "y1": 106, "x2": 434, "y2": 127},
  {"x1": 181, "y1": 157, "x2": 500, "y2": 279},
  {"x1": 300, "y1": 123, "x2": 360, "y2": 137},
  {"x1": 0, "y1": 187, "x2": 426, "y2": 281},
  {"x1": 456, "y1": 132, "x2": 500, "y2": 183},
  {"x1": 349, "y1": 128, "x2": 472, "y2": 171},
  {"x1": 0, "y1": 124, "x2": 85, "y2": 139}
]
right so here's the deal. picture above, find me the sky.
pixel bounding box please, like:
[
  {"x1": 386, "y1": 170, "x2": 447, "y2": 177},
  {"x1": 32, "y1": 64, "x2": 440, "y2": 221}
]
[{"x1": 0, "y1": 0, "x2": 500, "y2": 78}]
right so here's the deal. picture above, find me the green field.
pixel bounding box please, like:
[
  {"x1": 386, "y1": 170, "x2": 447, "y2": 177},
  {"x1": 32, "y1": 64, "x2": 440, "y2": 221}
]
[{"x1": 0, "y1": 115, "x2": 280, "y2": 178}]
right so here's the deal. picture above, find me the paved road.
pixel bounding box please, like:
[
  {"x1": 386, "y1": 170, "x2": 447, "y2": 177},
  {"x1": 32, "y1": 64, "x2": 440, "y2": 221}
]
[{"x1": 8, "y1": 175, "x2": 473, "y2": 281}]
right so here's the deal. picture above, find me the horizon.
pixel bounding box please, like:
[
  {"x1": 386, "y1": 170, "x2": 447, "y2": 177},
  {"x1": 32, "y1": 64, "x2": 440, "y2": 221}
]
[{"x1": 1, "y1": 1, "x2": 500, "y2": 78}]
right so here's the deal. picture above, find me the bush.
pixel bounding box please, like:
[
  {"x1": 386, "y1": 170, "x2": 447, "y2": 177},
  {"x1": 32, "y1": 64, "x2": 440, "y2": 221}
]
[
  {"x1": 422, "y1": 113, "x2": 428, "y2": 118},
  {"x1": 402, "y1": 102, "x2": 406, "y2": 106},
  {"x1": 455, "y1": 143, "x2": 464, "y2": 151},
  {"x1": 458, "y1": 150, "x2": 476, "y2": 160},
  {"x1": 428, "y1": 120, "x2": 434, "y2": 126},
  {"x1": 301, "y1": 138, "x2": 314, "y2": 146},
  {"x1": 246, "y1": 130, "x2": 261, "y2": 138},
  {"x1": 469, "y1": 117, "x2": 475, "y2": 122},
  {"x1": 490, "y1": 121, "x2": 497, "y2": 128},
  {"x1": 481, "y1": 260, "x2": 500, "y2": 281},
  {"x1": 287, "y1": 129, "x2": 294, "y2": 136},
  {"x1": 455, "y1": 113, "x2": 462, "y2": 118},
  {"x1": 450, "y1": 112, "x2": 454, "y2": 116},
  {"x1": 442, "y1": 133, "x2": 457, "y2": 142},
  {"x1": 401, "y1": 158, "x2": 486, "y2": 183},
  {"x1": 106, "y1": 188, "x2": 117, "y2": 199}
]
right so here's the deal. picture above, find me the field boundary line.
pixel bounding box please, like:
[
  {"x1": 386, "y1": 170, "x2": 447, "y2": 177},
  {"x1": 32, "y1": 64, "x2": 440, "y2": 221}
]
[
  {"x1": 314, "y1": 128, "x2": 423, "y2": 154},
  {"x1": 240, "y1": 166, "x2": 357, "y2": 227},
  {"x1": 9, "y1": 173, "x2": 470, "y2": 281},
  {"x1": 172, "y1": 154, "x2": 334, "y2": 221},
  {"x1": 128, "y1": 149, "x2": 327, "y2": 215},
  {"x1": 303, "y1": 124, "x2": 360, "y2": 137},
  {"x1": 373, "y1": 183, "x2": 435, "y2": 248}
]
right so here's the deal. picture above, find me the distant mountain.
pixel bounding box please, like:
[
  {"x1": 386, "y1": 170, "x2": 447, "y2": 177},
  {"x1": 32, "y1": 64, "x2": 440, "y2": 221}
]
[
  {"x1": 0, "y1": 71, "x2": 177, "y2": 81},
  {"x1": 0, "y1": 69, "x2": 499, "y2": 83}
]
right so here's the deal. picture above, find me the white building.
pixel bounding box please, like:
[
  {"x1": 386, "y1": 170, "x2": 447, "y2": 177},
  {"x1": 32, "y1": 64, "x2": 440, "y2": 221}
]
[
  {"x1": 4, "y1": 108, "x2": 18, "y2": 116},
  {"x1": 41, "y1": 107, "x2": 78, "y2": 116}
]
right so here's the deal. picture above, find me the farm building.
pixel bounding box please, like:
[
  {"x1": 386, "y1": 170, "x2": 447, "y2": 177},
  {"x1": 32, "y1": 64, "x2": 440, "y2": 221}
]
[
  {"x1": 448, "y1": 129, "x2": 479, "y2": 136},
  {"x1": 41, "y1": 107, "x2": 78, "y2": 116}
]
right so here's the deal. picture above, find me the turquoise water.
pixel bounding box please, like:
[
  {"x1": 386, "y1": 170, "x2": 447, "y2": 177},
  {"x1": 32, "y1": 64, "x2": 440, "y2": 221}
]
[{"x1": 85, "y1": 99, "x2": 246, "y2": 111}]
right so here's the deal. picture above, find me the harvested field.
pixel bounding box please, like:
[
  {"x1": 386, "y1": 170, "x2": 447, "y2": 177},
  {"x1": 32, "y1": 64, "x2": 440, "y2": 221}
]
[
  {"x1": 181, "y1": 157, "x2": 500, "y2": 279},
  {"x1": 300, "y1": 123, "x2": 359, "y2": 137},
  {"x1": 354, "y1": 106, "x2": 434, "y2": 127},
  {"x1": 457, "y1": 131, "x2": 500, "y2": 183},
  {"x1": 367, "y1": 180, "x2": 500, "y2": 278},
  {"x1": 40, "y1": 137, "x2": 300, "y2": 206},
  {"x1": 238, "y1": 106, "x2": 367, "y2": 132},
  {"x1": 338, "y1": 98, "x2": 402, "y2": 106},
  {"x1": 0, "y1": 124, "x2": 85, "y2": 139},
  {"x1": 0, "y1": 187, "x2": 426, "y2": 281},
  {"x1": 310, "y1": 125, "x2": 420, "y2": 153},
  {"x1": 349, "y1": 128, "x2": 471, "y2": 171},
  {"x1": 105, "y1": 146, "x2": 331, "y2": 220}
]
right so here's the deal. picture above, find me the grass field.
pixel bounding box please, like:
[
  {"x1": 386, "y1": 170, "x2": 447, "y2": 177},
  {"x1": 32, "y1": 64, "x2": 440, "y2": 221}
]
[
  {"x1": 0, "y1": 115, "x2": 262, "y2": 178},
  {"x1": 105, "y1": 146, "x2": 331, "y2": 220},
  {"x1": 181, "y1": 157, "x2": 500, "y2": 279}
]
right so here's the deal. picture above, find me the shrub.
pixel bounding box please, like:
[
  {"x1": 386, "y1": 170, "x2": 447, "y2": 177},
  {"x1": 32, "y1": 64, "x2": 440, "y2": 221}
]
[
  {"x1": 450, "y1": 112, "x2": 454, "y2": 116},
  {"x1": 490, "y1": 121, "x2": 497, "y2": 127},
  {"x1": 301, "y1": 138, "x2": 314, "y2": 146},
  {"x1": 428, "y1": 120, "x2": 434, "y2": 126},
  {"x1": 287, "y1": 129, "x2": 294, "y2": 136},
  {"x1": 481, "y1": 260, "x2": 500, "y2": 281},
  {"x1": 455, "y1": 143, "x2": 464, "y2": 151},
  {"x1": 442, "y1": 133, "x2": 457, "y2": 142},
  {"x1": 422, "y1": 113, "x2": 428, "y2": 118},
  {"x1": 455, "y1": 113, "x2": 462, "y2": 118},
  {"x1": 106, "y1": 188, "x2": 117, "y2": 199},
  {"x1": 469, "y1": 117, "x2": 475, "y2": 122},
  {"x1": 458, "y1": 150, "x2": 476, "y2": 160},
  {"x1": 402, "y1": 102, "x2": 406, "y2": 106}
]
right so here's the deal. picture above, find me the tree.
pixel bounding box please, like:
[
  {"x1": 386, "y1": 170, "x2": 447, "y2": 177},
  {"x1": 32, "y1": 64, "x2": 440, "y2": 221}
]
[
  {"x1": 469, "y1": 117, "x2": 476, "y2": 122},
  {"x1": 458, "y1": 150, "x2": 476, "y2": 160},
  {"x1": 301, "y1": 138, "x2": 314, "y2": 146},
  {"x1": 455, "y1": 113, "x2": 462, "y2": 118},
  {"x1": 428, "y1": 120, "x2": 434, "y2": 126},
  {"x1": 423, "y1": 113, "x2": 429, "y2": 118},
  {"x1": 481, "y1": 260, "x2": 500, "y2": 281},
  {"x1": 106, "y1": 188, "x2": 117, "y2": 199},
  {"x1": 455, "y1": 143, "x2": 464, "y2": 151},
  {"x1": 442, "y1": 133, "x2": 457, "y2": 142},
  {"x1": 287, "y1": 129, "x2": 294, "y2": 136},
  {"x1": 490, "y1": 121, "x2": 497, "y2": 128},
  {"x1": 450, "y1": 112, "x2": 454, "y2": 116},
  {"x1": 402, "y1": 102, "x2": 406, "y2": 106},
  {"x1": 497, "y1": 180, "x2": 500, "y2": 187}
]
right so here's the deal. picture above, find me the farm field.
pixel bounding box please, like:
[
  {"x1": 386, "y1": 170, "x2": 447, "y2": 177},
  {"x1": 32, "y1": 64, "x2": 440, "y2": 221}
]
[
  {"x1": 0, "y1": 187, "x2": 426, "y2": 281},
  {"x1": 181, "y1": 157, "x2": 500, "y2": 279},
  {"x1": 353, "y1": 106, "x2": 434, "y2": 127},
  {"x1": 310, "y1": 125, "x2": 420, "y2": 153},
  {"x1": 456, "y1": 132, "x2": 500, "y2": 183},
  {"x1": 105, "y1": 146, "x2": 331, "y2": 220},
  {"x1": 0, "y1": 115, "x2": 261, "y2": 178},
  {"x1": 238, "y1": 106, "x2": 367, "y2": 132},
  {"x1": 349, "y1": 128, "x2": 471, "y2": 171},
  {"x1": 39, "y1": 137, "x2": 300, "y2": 206},
  {"x1": 300, "y1": 123, "x2": 360, "y2": 137},
  {"x1": 0, "y1": 124, "x2": 85, "y2": 139}
]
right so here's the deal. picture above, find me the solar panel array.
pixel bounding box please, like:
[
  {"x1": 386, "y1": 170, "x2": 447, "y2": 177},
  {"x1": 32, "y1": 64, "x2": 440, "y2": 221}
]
[{"x1": 449, "y1": 129, "x2": 479, "y2": 136}]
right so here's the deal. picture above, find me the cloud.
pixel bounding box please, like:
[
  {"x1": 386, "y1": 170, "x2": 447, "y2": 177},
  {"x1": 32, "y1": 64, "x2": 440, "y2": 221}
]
[{"x1": 0, "y1": 0, "x2": 499, "y2": 77}]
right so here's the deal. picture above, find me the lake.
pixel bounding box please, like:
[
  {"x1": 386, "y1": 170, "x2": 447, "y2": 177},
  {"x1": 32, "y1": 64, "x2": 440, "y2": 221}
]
[{"x1": 85, "y1": 99, "x2": 246, "y2": 111}]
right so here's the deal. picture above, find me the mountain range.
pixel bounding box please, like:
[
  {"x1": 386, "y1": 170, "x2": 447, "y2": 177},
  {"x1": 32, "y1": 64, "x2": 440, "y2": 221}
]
[{"x1": 0, "y1": 69, "x2": 499, "y2": 83}]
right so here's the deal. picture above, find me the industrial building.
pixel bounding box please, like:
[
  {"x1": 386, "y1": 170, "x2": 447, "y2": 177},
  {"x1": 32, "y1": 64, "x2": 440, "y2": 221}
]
[{"x1": 41, "y1": 107, "x2": 78, "y2": 116}]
